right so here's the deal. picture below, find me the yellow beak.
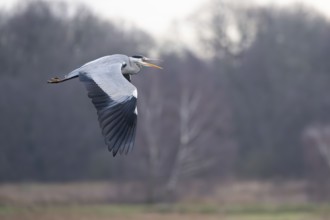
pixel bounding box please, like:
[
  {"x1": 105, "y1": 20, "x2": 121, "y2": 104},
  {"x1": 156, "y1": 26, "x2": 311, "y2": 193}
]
[{"x1": 141, "y1": 61, "x2": 163, "y2": 69}]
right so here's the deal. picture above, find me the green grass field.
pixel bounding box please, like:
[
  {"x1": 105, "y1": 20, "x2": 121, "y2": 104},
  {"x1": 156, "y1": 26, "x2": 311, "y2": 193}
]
[
  {"x1": 1, "y1": 203, "x2": 330, "y2": 220},
  {"x1": 1, "y1": 182, "x2": 330, "y2": 220}
]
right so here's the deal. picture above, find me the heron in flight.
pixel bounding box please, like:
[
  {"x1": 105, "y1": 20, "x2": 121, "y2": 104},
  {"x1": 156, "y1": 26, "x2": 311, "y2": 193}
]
[{"x1": 48, "y1": 54, "x2": 162, "y2": 156}]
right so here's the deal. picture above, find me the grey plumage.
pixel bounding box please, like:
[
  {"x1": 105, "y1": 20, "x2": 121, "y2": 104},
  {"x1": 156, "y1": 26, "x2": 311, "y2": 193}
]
[{"x1": 48, "y1": 54, "x2": 162, "y2": 156}]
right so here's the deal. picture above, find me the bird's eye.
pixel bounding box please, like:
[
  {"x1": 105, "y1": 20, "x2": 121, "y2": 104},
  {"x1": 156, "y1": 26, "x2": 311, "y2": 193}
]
[{"x1": 122, "y1": 62, "x2": 127, "y2": 68}]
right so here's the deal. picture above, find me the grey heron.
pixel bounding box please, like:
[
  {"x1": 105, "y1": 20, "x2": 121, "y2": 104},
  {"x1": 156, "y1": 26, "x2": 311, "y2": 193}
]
[{"x1": 48, "y1": 54, "x2": 162, "y2": 156}]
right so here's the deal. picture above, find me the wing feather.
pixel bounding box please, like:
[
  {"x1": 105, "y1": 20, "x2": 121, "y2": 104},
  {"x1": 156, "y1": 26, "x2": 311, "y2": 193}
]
[{"x1": 79, "y1": 63, "x2": 138, "y2": 156}]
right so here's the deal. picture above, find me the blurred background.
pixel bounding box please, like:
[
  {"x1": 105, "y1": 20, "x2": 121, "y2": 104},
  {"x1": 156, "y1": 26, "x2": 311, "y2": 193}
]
[{"x1": 1, "y1": 0, "x2": 330, "y2": 219}]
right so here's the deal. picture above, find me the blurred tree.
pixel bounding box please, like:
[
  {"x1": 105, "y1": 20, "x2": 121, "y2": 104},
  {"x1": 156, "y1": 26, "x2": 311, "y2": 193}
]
[
  {"x1": 302, "y1": 124, "x2": 330, "y2": 200},
  {"x1": 2, "y1": 0, "x2": 330, "y2": 203},
  {"x1": 0, "y1": 0, "x2": 153, "y2": 182},
  {"x1": 200, "y1": 1, "x2": 330, "y2": 178},
  {"x1": 133, "y1": 51, "x2": 233, "y2": 202}
]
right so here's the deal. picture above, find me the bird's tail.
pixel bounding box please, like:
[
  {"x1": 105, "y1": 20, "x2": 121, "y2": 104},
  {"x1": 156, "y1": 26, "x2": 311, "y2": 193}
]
[{"x1": 47, "y1": 69, "x2": 79, "y2": 84}]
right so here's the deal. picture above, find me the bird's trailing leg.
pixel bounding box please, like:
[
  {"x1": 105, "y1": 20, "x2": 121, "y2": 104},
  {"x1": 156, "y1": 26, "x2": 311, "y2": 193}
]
[
  {"x1": 47, "y1": 77, "x2": 66, "y2": 83},
  {"x1": 47, "y1": 75, "x2": 78, "y2": 84}
]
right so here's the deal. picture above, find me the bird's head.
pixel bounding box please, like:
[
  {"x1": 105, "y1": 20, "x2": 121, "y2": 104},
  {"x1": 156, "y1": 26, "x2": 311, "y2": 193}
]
[{"x1": 126, "y1": 55, "x2": 162, "y2": 74}]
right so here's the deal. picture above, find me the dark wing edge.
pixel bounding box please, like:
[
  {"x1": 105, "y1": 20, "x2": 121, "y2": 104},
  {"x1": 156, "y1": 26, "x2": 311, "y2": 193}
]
[
  {"x1": 80, "y1": 74, "x2": 137, "y2": 156},
  {"x1": 123, "y1": 74, "x2": 131, "y2": 82},
  {"x1": 98, "y1": 96, "x2": 137, "y2": 156}
]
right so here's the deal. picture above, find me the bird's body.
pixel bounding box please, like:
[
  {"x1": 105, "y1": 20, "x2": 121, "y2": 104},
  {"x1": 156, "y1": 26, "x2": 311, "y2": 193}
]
[{"x1": 48, "y1": 54, "x2": 162, "y2": 156}]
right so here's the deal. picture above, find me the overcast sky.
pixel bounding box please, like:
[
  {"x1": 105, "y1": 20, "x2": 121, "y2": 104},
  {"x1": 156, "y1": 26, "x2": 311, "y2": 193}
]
[{"x1": 0, "y1": 0, "x2": 329, "y2": 38}]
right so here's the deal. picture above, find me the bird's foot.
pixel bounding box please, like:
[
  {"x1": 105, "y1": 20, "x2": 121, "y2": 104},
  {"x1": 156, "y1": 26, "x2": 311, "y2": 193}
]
[{"x1": 47, "y1": 77, "x2": 63, "y2": 83}]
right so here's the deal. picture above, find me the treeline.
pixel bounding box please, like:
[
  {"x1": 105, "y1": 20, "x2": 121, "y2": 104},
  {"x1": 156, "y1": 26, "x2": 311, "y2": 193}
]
[{"x1": 1, "y1": 0, "x2": 330, "y2": 198}]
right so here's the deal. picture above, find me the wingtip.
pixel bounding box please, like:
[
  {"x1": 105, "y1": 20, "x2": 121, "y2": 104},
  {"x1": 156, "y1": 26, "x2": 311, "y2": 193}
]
[
  {"x1": 109, "y1": 145, "x2": 128, "y2": 157},
  {"x1": 108, "y1": 146, "x2": 118, "y2": 157}
]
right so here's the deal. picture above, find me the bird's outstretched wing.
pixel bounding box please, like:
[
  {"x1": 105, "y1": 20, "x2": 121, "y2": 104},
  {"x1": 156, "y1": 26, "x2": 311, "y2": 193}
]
[{"x1": 79, "y1": 63, "x2": 137, "y2": 156}]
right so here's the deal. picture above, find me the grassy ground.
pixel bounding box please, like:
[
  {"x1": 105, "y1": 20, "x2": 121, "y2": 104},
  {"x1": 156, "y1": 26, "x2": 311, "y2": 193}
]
[
  {"x1": 0, "y1": 181, "x2": 329, "y2": 220},
  {"x1": 0, "y1": 203, "x2": 330, "y2": 220}
]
